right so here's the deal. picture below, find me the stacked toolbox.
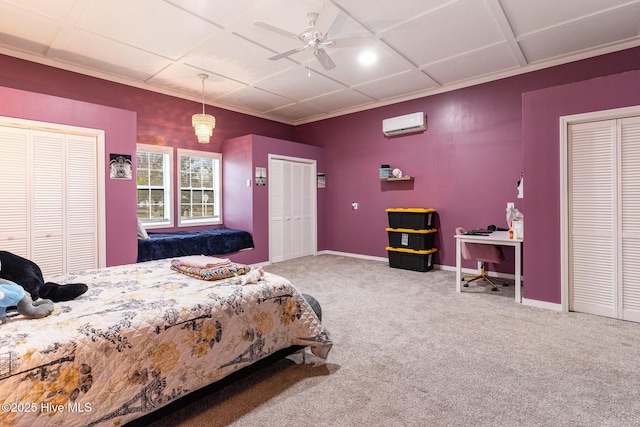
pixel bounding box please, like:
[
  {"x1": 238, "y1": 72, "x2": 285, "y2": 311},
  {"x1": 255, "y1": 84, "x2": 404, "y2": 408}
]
[{"x1": 385, "y1": 208, "x2": 438, "y2": 272}]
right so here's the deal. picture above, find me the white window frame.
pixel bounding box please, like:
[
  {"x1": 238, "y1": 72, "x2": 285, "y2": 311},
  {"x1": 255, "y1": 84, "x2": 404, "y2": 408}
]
[
  {"x1": 177, "y1": 148, "x2": 222, "y2": 227},
  {"x1": 136, "y1": 144, "x2": 174, "y2": 229}
]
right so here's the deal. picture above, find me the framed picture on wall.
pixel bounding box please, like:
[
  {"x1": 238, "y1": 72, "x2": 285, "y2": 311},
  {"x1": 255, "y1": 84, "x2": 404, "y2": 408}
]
[{"x1": 110, "y1": 154, "x2": 132, "y2": 180}]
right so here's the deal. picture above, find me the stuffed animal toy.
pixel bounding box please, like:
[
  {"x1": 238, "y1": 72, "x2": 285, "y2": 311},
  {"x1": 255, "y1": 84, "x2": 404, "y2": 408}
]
[
  {"x1": 241, "y1": 267, "x2": 264, "y2": 285},
  {"x1": 0, "y1": 278, "x2": 54, "y2": 321},
  {"x1": 0, "y1": 251, "x2": 88, "y2": 302}
]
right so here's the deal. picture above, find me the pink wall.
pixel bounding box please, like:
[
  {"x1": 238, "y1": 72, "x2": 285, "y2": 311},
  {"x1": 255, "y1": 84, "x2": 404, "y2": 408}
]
[
  {"x1": 0, "y1": 54, "x2": 294, "y2": 265},
  {"x1": 294, "y1": 47, "x2": 640, "y2": 276},
  {"x1": 0, "y1": 86, "x2": 137, "y2": 266},
  {"x1": 222, "y1": 134, "x2": 325, "y2": 265},
  {"x1": 522, "y1": 70, "x2": 640, "y2": 304}
]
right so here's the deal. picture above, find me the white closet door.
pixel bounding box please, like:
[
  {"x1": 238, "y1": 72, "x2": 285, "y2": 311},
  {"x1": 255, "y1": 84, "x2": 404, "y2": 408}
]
[
  {"x1": 0, "y1": 127, "x2": 29, "y2": 256},
  {"x1": 568, "y1": 120, "x2": 617, "y2": 318},
  {"x1": 269, "y1": 159, "x2": 285, "y2": 263},
  {"x1": 0, "y1": 125, "x2": 99, "y2": 278},
  {"x1": 620, "y1": 116, "x2": 640, "y2": 321},
  {"x1": 290, "y1": 162, "x2": 304, "y2": 259},
  {"x1": 67, "y1": 134, "x2": 99, "y2": 273},
  {"x1": 269, "y1": 157, "x2": 316, "y2": 263},
  {"x1": 32, "y1": 130, "x2": 66, "y2": 276},
  {"x1": 301, "y1": 162, "x2": 314, "y2": 256}
]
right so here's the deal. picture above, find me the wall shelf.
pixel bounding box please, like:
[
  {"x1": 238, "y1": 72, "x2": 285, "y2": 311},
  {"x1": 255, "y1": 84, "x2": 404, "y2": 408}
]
[{"x1": 381, "y1": 176, "x2": 414, "y2": 182}]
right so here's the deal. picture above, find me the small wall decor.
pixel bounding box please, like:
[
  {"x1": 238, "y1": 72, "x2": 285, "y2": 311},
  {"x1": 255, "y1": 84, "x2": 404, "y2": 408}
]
[
  {"x1": 517, "y1": 172, "x2": 524, "y2": 198},
  {"x1": 110, "y1": 154, "x2": 132, "y2": 180},
  {"x1": 255, "y1": 167, "x2": 266, "y2": 186},
  {"x1": 317, "y1": 173, "x2": 325, "y2": 188}
]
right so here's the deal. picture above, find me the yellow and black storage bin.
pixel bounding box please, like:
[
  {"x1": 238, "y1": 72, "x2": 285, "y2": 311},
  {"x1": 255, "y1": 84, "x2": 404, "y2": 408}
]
[
  {"x1": 386, "y1": 247, "x2": 437, "y2": 272},
  {"x1": 385, "y1": 208, "x2": 438, "y2": 272},
  {"x1": 386, "y1": 208, "x2": 436, "y2": 230},
  {"x1": 386, "y1": 227, "x2": 437, "y2": 250}
]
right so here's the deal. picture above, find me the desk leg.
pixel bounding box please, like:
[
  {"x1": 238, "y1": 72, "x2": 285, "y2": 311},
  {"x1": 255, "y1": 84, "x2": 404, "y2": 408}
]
[
  {"x1": 456, "y1": 238, "x2": 462, "y2": 293},
  {"x1": 515, "y1": 242, "x2": 522, "y2": 303}
]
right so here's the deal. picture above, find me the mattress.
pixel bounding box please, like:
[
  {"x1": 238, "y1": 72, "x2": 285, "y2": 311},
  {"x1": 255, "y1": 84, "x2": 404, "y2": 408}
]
[
  {"x1": 137, "y1": 227, "x2": 255, "y2": 262},
  {"x1": 0, "y1": 260, "x2": 331, "y2": 426}
]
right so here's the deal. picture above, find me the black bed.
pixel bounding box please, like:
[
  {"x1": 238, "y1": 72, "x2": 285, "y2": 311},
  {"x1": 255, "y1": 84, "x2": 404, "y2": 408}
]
[{"x1": 137, "y1": 227, "x2": 254, "y2": 262}]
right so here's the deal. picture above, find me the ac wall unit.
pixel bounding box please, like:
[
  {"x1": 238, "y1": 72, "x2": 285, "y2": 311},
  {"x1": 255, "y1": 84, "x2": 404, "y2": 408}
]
[{"x1": 382, "y1": 112, "x2": 427, "y2": 137}]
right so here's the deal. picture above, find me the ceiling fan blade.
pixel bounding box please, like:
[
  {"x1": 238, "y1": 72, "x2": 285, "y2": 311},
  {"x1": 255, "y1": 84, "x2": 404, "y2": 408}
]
[
  {"x1": 269, "y1": 46, "x2": 307, "y2": 61},
  {"x1": 254, "y1": 21, "x2": 299, "y2": 40},
  {"x1": 313, "y1": 3, "x2": 340, "y2": 36},
  {"x1": 314, "y1": 48, "x2": 336, "y2": 70},
  {"x1": 329, "y1": 37, "x2": 375, "y2": 48}
]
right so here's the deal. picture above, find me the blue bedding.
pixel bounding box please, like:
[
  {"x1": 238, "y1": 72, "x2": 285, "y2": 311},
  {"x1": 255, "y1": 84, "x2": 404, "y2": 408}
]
[{"x1": 137, "y1": 227, "x2": 254, "y2": 262}]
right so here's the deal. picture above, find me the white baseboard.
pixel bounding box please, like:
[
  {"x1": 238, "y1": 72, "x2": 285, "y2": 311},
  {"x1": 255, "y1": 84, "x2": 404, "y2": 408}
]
[
  {"x1": 522, "y1": 298, "x2": 562, "y2": 311},
  {"x1": 318, "y1": 250, "x2": 388, "y2": 262}
]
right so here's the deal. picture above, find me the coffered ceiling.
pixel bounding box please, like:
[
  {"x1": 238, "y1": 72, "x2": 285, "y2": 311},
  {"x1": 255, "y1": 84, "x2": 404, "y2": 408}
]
[{"x1": 1, "y1": 0, "x2": 639, "y2": 125}]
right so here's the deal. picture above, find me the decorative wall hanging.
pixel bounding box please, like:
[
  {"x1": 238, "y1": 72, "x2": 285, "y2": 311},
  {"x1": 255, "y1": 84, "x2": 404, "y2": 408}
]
[{"x1": 109, "y1": 154, "x2": 132, "y2": 180}]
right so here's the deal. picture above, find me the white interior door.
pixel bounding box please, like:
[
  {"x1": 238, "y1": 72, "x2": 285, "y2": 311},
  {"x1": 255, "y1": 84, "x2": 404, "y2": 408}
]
[
  {"x1": 0, "y1": 127, "x2": 29, "y2": 256},
  {"x1": 620, "y1": 116, "x2": 640, "y2": 321},
  {"x1": 269, "y1": 156, "x2": 316, "y2": 263},
  {"x1": 567, "y1": 114, "x2": 640, "y2": 321},
  {"x1": 568, "y1": 120, "x2": 617, "y2": 318}
]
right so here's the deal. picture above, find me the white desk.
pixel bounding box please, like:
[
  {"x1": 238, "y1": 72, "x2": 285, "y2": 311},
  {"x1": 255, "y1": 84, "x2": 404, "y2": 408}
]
[{"x1": 455, "y1": 231, "x2": 523, "y2": 303}]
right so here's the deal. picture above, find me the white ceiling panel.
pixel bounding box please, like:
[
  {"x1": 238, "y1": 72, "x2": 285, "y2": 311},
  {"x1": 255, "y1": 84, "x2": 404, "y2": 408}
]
[
  {"x1": 423, "y1": 42, "x2": 520, "y2": 85},
  {"x1": 519, "y1": 4, "x2": 640, "y2": 63},
  {"x1": 382, "y1": 0, "x2": 505, "y2": 66},
  {"x1": 182, "y1": 32, "x2": 290, "y2": 85},
  {"x1": 299, "y1": 88, "x2": 374, "y2": 113},
  {"x1": 334, "y1": 0, "x2": 452, "y2": 33},
  {"x1": 76, "y1": 0, "x2": 221, "y2": 60},
  {"x1": 354, "y1": 71, "x2": 438, "y2": 101},
  {"x1": 0, "y1": 2, "x2": 62, "y2": 54},
  {"x1": 500, "y1": 0, "x2": 636, "y2": 37},
  {"x1": 266, "y1": 102, "x2": 324, "y2": 122},
  {"x1": 149, "y1": 63, "x2": 247, "y2": 99},
  {"x1": 2, "y1": 0, "x2": 75, "y2": 22},
  {"x1": 254, "y1": 67, "x2": 346, "y2": 101},
  {"x1": 53, "y1": 29, "x2": 172, "y2": 81},
  {"x1": 0, "y1": 0, "x2": 638, "y2": 124},
  {"x1": 165, "y1": 0, "x2": 263, "y2": 28},
  {"x1": 309, "y1": 43, "x2": 414, "y2": 87},
  {"x1": 216, "y1": 86, "x2": 295, "y2": 114}
]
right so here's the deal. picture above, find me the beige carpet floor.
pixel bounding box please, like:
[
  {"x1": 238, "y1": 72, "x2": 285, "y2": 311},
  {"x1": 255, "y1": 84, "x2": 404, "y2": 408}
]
[{"x1": 131, "y1": 254, "x2": 640, "y2": 427}]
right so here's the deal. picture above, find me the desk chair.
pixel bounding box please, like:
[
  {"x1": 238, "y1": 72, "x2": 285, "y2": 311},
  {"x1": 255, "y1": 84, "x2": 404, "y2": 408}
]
[{"x1": 455, "y1": 227, "x2": 509, "y2": 291}]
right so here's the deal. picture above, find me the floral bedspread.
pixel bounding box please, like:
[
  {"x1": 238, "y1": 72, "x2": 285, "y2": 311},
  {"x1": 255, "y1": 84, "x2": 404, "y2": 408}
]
[{"x1": 0, "y1": 260, "x2": 331, "y2": 427}]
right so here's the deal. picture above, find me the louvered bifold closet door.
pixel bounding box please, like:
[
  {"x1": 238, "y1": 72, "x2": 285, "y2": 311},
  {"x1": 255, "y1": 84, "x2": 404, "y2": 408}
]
[
  {"x1": 32, "y1": 130, "x2": 66, "y2": 277},
  {"x1": 0, "y1": 127, "x2": 29, "y2": 256},
  {"x1": 620, "y1": 116, "x2": 640, "y2": 322},
  {"x1": 300, "y1": 162, "x2": 314, "y2": 257},
  {"x1": 290, "y1": 162, "x2": 304, "y2": 259},
  {"x1": 269, "y1": 159, "x2": 285, "y2": 263},
  {"x1": 67, "y1": 134, "x2": 98, "y2": 273},
  {"x1": 568, "y1": 120, "x2": 617, "y2": 318}
]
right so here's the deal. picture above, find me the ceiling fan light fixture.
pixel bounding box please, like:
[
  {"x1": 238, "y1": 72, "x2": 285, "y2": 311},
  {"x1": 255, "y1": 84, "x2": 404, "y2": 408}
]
[
  {"x1": 358, "y1": 50, "x2": 378, "y2": 66},
  {"x1": 192, "y1": 74, "x2": 215, "y2": 143}
]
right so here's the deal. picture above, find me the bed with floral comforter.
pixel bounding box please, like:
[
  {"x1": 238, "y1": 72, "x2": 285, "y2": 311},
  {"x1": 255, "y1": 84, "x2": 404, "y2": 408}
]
[{"x1": 0, "y1": 260, "x2": 331, "y2": 427}]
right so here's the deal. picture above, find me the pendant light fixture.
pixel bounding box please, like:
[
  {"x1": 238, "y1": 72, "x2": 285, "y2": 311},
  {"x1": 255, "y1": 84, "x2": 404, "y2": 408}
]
[{"x1": 192, "y1": 73, "x2": 216, "y2": 143}]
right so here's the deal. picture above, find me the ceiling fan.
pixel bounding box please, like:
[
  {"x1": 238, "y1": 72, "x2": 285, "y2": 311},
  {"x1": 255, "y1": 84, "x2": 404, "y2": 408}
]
[{"x1": 254, "y1": 3, "x2": 372, "y2": 71}]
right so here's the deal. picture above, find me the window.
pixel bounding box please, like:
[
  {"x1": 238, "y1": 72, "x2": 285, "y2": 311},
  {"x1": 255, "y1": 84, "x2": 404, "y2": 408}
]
[
  {"x1": 136, "y1": 144, "x2": 173, "y2": 228},
  {"x1": 178, "y1": 148, "x2": 222, "y2": 226}
]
